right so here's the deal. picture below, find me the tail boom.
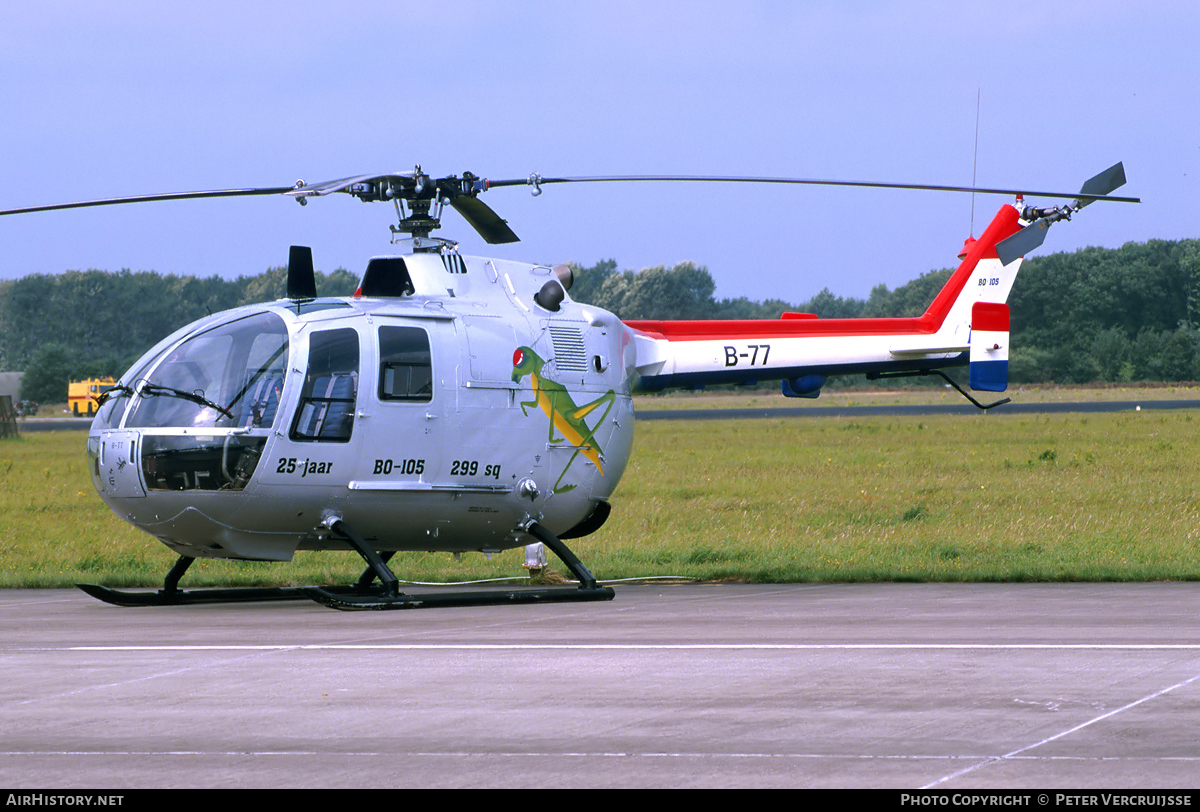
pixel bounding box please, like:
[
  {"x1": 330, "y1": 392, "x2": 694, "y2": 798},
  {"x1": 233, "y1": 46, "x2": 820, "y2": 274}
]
[{"x1": 626, "y1": 204, "x2": 1024, "y2": 393}]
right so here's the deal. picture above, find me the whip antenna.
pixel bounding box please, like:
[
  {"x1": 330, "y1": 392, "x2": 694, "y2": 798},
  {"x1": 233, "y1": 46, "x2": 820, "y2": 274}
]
[{"x1": 970, "y1": 89, "x2": 981, "y2": 237}]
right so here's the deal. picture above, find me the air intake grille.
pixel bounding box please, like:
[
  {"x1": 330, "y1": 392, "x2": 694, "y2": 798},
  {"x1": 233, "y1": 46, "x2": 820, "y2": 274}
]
[{"x1": 548, "y1": 326, "x2": 588, "y2": 372}]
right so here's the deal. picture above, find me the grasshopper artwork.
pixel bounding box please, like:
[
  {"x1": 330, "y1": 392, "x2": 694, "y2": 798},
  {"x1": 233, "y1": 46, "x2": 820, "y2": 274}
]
[{"x1": 511, "y1": 346, "x2": 616, "y2": 494}]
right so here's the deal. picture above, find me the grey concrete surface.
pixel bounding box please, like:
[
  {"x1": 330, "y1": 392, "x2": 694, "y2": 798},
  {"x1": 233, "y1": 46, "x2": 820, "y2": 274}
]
[{"x1": 2, "y1": 582, "x2": 1199, "y2": 789}]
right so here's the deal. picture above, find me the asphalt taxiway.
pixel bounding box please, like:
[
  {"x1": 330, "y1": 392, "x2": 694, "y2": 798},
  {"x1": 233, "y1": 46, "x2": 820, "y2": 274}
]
[{"x1": 2, "y1": 582, "x2": 1198, "y2": 789}]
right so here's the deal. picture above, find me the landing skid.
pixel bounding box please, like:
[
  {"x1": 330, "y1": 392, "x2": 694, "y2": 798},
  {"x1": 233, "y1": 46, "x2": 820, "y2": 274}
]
[
  {"x1": 302, "y1": 582, "x2": 615, "y2": 610},
  {"x1": 76, "y1": 581, "x2": 350, "y2": 607},
  {"x1": 76, "y1": 521, "x2": 614, "y2": 610},
  {"x1": 77, "y1": 553, "x2": 322, "y2": 607}
]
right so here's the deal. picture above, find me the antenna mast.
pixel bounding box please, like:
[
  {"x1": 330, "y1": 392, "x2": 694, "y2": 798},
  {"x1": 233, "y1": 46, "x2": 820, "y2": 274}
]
[{"x1": 970, "y1": 89, "x2": 981, "y2": 237}]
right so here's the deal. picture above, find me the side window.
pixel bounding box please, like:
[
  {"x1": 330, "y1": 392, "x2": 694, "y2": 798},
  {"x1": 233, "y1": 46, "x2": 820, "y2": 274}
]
[
  {"x1": 378, "y1": 326, "x2": 432, "y2": 402},
  {"x1": 291, "y1": 328, "x2": 359, "y2": 442}
]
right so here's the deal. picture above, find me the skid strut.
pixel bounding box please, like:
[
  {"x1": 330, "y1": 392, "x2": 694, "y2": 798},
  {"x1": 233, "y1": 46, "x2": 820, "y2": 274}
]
[
  {"x1": 305, "y1": 520, "x2": 614, "y2": 610},
  {"x1": 77, "y1": 521, "x2": 614, "y2": 610}
]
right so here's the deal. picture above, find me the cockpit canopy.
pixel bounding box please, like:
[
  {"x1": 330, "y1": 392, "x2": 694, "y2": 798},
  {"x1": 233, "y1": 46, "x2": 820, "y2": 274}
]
[{"x1": 101, "y1": 310, "x2": 290, "y2": 431}]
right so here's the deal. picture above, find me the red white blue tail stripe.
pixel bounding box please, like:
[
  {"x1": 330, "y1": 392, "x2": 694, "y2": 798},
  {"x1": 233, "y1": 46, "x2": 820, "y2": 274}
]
[{"x1": 969, "y1": 302, "x2": 1010, "y2": 392}]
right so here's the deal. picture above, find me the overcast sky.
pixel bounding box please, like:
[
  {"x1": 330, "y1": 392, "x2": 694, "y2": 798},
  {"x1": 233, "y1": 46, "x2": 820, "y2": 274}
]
[{"x1": 0, "y1": 1, "x2": 1194, "y2": 304}]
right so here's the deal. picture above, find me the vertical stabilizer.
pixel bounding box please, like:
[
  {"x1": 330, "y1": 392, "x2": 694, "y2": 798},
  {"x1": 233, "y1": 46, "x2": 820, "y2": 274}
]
[{"x1": 969, "y1": 301, "x2": 1009, "y2": 392}]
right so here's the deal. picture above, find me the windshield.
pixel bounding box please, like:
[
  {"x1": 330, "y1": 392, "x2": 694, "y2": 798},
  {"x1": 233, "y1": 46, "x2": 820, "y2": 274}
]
[{"x1": 124, "y1": 311, "x2": 290, "y2": 430}]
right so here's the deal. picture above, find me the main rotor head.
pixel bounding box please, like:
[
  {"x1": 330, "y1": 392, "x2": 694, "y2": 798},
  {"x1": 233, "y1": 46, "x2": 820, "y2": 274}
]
[{"x1": 284, "y1": 167, "x2": 522, "y2": 250}]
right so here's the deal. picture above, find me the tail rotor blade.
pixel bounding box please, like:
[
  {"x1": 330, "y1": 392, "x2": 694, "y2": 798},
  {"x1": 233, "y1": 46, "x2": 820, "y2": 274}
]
[
  {"x1": 995, "y1": 221, "x2": 1050, "y2": 266},
  {"x1": 996, "y1": 162, "x2": 1132, "y2": 265},
  {"x1": 1077, "y1": 162, "x2": 1127, "y2": 208}
]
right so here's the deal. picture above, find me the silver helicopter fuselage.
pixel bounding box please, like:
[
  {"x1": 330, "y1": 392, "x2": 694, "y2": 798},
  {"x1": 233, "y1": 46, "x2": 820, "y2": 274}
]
[{"x1": 87, "y1": 252, "x2": 635, "y2": 562}]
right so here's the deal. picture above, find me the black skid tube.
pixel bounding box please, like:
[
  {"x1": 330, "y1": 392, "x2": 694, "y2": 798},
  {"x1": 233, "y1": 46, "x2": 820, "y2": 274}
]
[
  {"x1": 78, "y1": 554, "x2": 362, "y2": 606},
  {"x1": 77, "y1": 522, "x2": 614, "y2": 610},
  {"x1": 76, "y1": 580, "x2": 354, "y2": 607}
]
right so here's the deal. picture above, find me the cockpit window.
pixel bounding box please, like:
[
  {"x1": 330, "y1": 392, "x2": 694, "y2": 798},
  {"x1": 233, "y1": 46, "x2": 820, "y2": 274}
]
[
  {"x1": 290, "y1": 328, "x2": 359, "y2": 442},
  {"x1": 123, "y1": 311, "x2": 290, "y2": 430}
]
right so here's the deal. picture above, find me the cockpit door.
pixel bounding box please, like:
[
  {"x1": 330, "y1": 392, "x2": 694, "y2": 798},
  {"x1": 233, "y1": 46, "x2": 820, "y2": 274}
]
[{"x1": 289, "y1": 327, "x2": 361, "y2": 443}]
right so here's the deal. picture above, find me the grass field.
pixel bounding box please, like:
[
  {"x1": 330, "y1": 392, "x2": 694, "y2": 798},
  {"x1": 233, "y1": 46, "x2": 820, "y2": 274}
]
[{"x1": 3, "y1": 389, "x2": 1200, "y2": 588}]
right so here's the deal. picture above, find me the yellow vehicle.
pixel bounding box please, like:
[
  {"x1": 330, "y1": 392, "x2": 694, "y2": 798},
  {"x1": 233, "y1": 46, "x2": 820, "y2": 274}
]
[{"x1": 68, "y1": 377, "x2": 116, "y2": 417}]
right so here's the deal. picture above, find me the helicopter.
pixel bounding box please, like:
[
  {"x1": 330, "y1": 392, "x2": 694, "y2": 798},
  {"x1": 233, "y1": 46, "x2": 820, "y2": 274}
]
[{"x1": 0, "y1": 164, "x2": 1137, "y2": 609}]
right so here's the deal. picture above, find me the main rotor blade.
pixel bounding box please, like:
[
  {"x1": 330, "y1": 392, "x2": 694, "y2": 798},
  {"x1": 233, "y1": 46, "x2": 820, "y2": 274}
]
[
  {"x1": 0, "y1": 186, "x2": 297, "y2": 217},
  {"x1": 447, "y1": 195, "x2": 519, "y2": 244},
  {"x1": 485, "y1": 173, "x2": 1140, "y2": 204}
]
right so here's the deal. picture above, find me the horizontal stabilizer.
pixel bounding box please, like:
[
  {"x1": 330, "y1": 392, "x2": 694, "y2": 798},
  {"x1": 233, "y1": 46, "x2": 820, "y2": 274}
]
[{"x1": 889, "y1": 343, "x2": 968, "y2": 358}]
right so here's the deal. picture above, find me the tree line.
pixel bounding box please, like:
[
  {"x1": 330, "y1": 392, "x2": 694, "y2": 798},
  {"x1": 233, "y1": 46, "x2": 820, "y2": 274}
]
[
  {"x1": 1, "y1": 267, "x2": 357, "y2": 402},
  {"x1": 567, "y1": 238, "x2": 1200, "y2": 386},
  {"x1": 2, "y1": 236, "x2": 1198, "y2": 402}
]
